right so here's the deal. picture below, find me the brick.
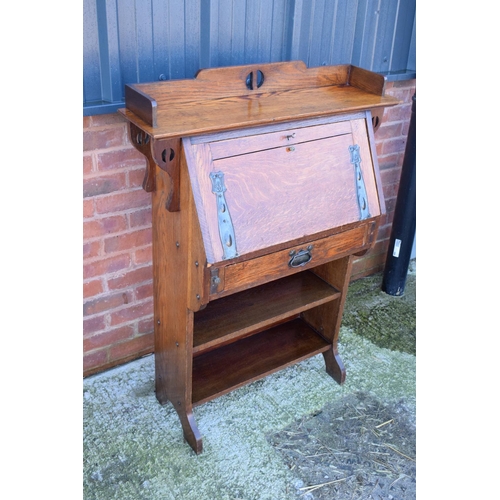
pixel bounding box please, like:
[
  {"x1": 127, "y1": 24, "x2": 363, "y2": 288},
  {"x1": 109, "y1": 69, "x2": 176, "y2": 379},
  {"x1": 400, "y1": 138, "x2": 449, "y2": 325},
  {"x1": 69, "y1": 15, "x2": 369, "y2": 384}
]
[
  {"x1": 83, "y1": 292, "x2": 130, "y2": 317},
  {"x1": 380, "y1": 165, "x2": 402, "y2": 186},
  {"x1": 374, "y1": 122, "x2": 403, "y2": 141},
  {"x1": 83, "y1": 199, "x2": 94, "y2": 218},
  {"x1": 83, "y1": 315, "x2": 106, "y2": 335},
  {"x1": 83, "y1": 126, "x2": 126, "y2": 151},
  {"x1": 134, "y1": 246, "x2": 153, "y2": 265},
  {"x1": 107, "y1": 266, "x2": 153, "y2": 291},
  {"x1": 95, "y1": 189, "x2": 151, "y2": 215},
  {"x1": 376, "y1": 224, "x2": 392, "y2": 242},
  {"x1": 382, "y1": 137, "x2": 407, "y2": 156},
  {"x1": 384, "y1": 197, "x2": 398, "y2": 217},
  {"x1": 104, "y1": 228, "x2": 152, "y2": 254},
  {"x1": 83, "y1": 154, "x2": 93, "y2": 175},
  {"x1": 129, "y1": 207, "x2": 152, "y2": 228},
  {"x1": 382, "y1": 181, "x2": 399, "y2": 200},
  {"x1": 90, "y1": 113, "x2": 127, "y2": 127},
  {"x1": 383, "y1": 103, "x2": 412, "y2": 124},
  {"x1": 109, "y1": 300, "x2": 153, "y2": 326},
  {"x1": 83, "y1": 240, "x2": 101, "y2": 260},
  {"x1": 83, "y1": 254, "x2": 131, "y2": 279},
  {"x1": 138, "y1": 317, "x2": 154, "y2": 335},
  {"x1": 83, "y1": 325, "x2": 135, "y2": 352},
  {"x1": 129, "y1": 168, "x2": 147, "y2": 188},
  {"x1": 83, "y1": 279, "x2": 104, "y2": 299},
  {"x1": 385, "y1": 87, "x2": 411, "y2": 104},
  {"x1": 97, "y1": 148, "x2": 146, "y2": 172},
  {"x1": 83, "y1": 349, "x2": 108, "y2": 374},
  {"x1": 135, "y1": 282, "x2": 154, "y2": 301},
  {"x1": 109, "y1": 333, "x2": 154, "y2": 360},
  {"x1": 83, "y1": 215, "x2": 128, "y2": 240},
  {"x1": 377, "y1": 153, "x2": 399, "y2": 170},
  {"x1": 83, "y1": 172, "x2": 127, "y2": 197}
]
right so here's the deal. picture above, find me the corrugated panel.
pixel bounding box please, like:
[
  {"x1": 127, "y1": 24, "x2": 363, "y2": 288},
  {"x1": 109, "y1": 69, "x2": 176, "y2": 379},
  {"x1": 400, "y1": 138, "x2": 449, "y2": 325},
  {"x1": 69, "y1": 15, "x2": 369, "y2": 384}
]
[
  {"x1": 201, "y1": 0, "x2": 290, "y2": 68},
  {"x1": 292, "y1": 0, "x2": 416, "y2": 74},
  {"x1": 84, "y1": 0, "x2": 415, "y2": 115}
]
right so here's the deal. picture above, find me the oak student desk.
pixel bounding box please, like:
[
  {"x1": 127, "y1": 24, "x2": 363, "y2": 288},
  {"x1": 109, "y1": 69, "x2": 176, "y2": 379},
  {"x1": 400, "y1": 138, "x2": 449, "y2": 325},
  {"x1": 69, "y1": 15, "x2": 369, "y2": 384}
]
[{"x1": 119, "y1": 61, "x2": 399, "y2": 453}]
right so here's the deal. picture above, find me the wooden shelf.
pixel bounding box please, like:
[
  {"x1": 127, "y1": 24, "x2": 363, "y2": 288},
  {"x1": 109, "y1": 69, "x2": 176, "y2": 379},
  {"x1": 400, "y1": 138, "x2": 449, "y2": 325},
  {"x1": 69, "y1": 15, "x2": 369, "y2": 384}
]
[
  {"x1": 193, "y1": 271, "x2": 339, "y2": 355},
  {"x1": 119, "y1": 61, "x2": 399, "y2": 139},
  {"x1": 192, "y1": 318, "x2": 330, "y2": 406}
]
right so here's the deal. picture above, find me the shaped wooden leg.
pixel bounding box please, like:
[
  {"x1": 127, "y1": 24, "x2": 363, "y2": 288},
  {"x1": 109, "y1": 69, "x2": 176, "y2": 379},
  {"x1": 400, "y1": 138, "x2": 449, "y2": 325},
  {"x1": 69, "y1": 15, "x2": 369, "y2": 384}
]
[
  {"x1": 176, "y1": 405, "x2": 203, "y2": 454},
  {"x1": 323, "y1": 347, "x2": 346, "y2": 385}
]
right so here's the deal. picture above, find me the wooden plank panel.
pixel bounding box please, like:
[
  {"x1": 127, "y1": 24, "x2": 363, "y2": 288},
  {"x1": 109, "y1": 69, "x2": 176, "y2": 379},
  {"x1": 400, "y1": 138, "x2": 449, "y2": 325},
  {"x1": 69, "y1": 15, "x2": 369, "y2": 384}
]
[
  {"x1": 191, "y1": 318, "x2": 330, "y2": 405},
  {"x1": 209, "y1": 120, "x2": 351, "y2": 159},
  {"x1": 193, "y1": 271, "x2": 340, "y2": 354},
  {"x1": 211, "y1": 134, "x2": 359, "y2": 258}
]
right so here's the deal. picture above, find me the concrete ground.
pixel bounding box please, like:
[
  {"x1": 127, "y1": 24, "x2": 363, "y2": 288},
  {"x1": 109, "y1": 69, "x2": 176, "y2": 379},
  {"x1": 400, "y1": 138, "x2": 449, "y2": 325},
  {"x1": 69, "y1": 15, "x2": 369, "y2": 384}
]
[{"x1": 83, "y1": 263, "x2": 416, "y2": 500}]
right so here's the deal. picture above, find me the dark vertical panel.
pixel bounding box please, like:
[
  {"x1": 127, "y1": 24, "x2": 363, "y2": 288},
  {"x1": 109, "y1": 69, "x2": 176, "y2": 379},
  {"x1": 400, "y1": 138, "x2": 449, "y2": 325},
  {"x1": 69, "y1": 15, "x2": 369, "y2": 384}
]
[
  {"x1": 329, "y1": 0, "x2": 358, "y2": 64},
  {"x1": 352, "y1": 0, "x2": 378, "y2": 70},
  {"x1": 317, "y1": 0, "x2": 336, "y2": 65},
  {"x1": 216, "y1": 0, "x2": 236, "y2": 66},
  {"x1": 83, "y1": 0, "x2": 101, "y2": 103},
  {"x1": 230, "y1": 0, "x2": 247, "y2": 64},
  {"x1": 308, "y1": 0, "x2": 326, "y2": 67},
  {"x1": 152, "y1": 0, "x2": 169, "y2": 80},
  {"x1": 184, "y1": 0, "x2": 202, "y2": 77},
  {"x1": 270, "y1": 0, "x2": 288, "y2": 61},
  {"x1": 167, "y1": 0, "x2": 187, "y2": 79},
  {"x1": 98, "y1": 0, "x2": 122, "y2": 102},
  {"x1": 391, "y1": 0, "x2": 416, "y2": 73},
  {"x1": 243, "y1": 0, "x2": 260, "y2": 62},
  {"x1": 199, "y1": 0, "x2": 212, "y2": 69},
  {"x1": 116, "y1": 0, "x2": 140, "y2": 86},
  {"x1": 406, "y1": 17, "x2": 416, "y2": 72},
  {"x1": 372, "y1": 0, "x2": 399, "y2": 73},
  {"x1": 257, "y1": 0, "x2": 275, "y2": 63},
  {"x1": 289, "y1": 0, "x2": 312, "y2": 63},
  {"x1": 135, "y1": 1, "x2": 155, "y2": 82}
]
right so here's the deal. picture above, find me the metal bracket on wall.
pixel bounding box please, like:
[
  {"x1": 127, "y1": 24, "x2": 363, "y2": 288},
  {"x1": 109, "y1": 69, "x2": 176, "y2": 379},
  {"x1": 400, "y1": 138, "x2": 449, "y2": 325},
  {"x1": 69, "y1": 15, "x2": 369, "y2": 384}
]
[
  {"x1": 349, "y1": 144, "x2": 370, "y2": 220},
  {"x1": 210, "y1": 171, "x2": 238, "y2": 260}
]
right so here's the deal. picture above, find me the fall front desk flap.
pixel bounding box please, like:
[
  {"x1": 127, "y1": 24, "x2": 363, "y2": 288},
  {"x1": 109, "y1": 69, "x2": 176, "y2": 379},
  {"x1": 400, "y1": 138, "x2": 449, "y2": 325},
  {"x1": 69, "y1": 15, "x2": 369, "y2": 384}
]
[{"x1": 184, "y1": 115, "x2": 381, "y2": 264}]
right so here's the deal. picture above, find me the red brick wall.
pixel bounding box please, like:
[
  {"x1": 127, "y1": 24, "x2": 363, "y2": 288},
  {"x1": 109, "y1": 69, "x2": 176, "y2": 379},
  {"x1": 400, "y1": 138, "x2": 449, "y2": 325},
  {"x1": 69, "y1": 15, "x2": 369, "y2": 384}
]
[{"x1": 83, "y1": 78, "x2": 416, "y2": 377}]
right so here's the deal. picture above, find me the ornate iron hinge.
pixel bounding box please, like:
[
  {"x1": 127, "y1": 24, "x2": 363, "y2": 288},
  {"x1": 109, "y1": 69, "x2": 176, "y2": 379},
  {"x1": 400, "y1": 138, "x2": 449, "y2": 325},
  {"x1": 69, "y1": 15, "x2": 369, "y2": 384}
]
[
  {"x1": 210, "y1": 171, "x2": 238, "y2": 260},
  {"x1": 349, "y1": 144, "x2": 370, "y2": 220}
]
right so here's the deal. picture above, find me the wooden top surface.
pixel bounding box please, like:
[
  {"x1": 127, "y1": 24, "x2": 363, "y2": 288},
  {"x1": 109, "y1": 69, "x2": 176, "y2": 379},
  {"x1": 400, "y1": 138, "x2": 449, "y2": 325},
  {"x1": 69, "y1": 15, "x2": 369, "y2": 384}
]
[{"x1": 118, "y1": 61, "x2": 399, "y2": 139}]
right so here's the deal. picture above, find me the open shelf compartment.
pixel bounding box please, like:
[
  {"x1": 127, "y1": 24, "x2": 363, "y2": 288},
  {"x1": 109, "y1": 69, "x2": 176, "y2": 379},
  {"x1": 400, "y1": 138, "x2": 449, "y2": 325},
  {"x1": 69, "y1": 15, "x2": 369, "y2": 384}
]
[
  {"x1": 191, "y1": 317, "x2": 330, "y2": 406},
  {"x1": 193, "y1": 270, "x2": 340, "y2": 355}
]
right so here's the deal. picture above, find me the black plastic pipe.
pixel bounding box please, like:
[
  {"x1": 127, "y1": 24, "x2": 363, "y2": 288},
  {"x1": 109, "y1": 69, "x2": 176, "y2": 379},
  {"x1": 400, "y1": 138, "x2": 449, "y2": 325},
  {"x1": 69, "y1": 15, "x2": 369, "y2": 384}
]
[{"x1": 382, "y1": 93, "x2": 416, "y2": 296}]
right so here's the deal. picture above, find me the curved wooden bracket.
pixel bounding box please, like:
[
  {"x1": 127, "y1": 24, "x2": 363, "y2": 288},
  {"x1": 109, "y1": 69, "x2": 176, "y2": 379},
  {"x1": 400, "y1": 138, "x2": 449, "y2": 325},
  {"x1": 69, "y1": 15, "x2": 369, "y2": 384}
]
[{"x1": 128, "y1": 123, "x2": 180, "y2": 211}]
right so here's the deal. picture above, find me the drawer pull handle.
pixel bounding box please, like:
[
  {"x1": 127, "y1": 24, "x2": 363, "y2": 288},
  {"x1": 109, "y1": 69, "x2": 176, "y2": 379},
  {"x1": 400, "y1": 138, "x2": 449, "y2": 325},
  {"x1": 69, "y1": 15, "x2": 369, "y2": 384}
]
[{"x1": 288, "y1": 245, "x2": 313, "y2": 268}]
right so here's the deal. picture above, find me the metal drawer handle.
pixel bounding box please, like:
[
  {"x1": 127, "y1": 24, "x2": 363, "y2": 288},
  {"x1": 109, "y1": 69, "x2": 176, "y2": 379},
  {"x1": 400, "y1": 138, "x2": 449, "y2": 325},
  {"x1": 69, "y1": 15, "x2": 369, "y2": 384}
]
[{"x1": 288, "y1": 245, "x2": 313, "y2": 268}]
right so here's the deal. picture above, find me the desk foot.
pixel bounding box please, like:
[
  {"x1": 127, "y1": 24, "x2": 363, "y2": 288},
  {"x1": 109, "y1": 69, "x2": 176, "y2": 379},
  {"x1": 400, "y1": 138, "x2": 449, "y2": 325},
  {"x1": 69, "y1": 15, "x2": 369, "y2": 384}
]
[
  {"x1": 177, "y1": 407, "x2": 203, "y2": 454},
  {"x1": 323, "y1": 348, "x2": 346, "y2": 385}
]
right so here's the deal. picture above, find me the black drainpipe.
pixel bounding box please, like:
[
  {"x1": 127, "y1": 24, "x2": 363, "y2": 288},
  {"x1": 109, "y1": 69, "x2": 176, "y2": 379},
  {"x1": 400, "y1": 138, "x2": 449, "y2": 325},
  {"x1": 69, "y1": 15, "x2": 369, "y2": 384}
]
[{"x1": 382, "y1": 93, "x2": 416, "y2": 296}]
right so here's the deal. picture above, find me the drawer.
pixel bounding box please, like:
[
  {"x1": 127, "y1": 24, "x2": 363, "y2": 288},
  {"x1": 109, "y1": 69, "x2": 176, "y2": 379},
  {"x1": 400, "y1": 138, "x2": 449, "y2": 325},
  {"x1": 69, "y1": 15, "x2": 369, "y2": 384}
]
[
  {"x1": 208, "y1": 120, "x2": 352, "y2": 159},
  {"x1": 184, "y1": 116, "x2": 381, "y2": 265},
  {"x1": 210, "y1": 221, "x2": 376, "y2": 298}
]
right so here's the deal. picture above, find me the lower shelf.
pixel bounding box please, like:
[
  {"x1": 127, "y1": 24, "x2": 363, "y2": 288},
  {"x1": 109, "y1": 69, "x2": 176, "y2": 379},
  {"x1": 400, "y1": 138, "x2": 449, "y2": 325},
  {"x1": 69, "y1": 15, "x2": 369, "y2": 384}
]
[{"x1": 191, "y1": 318, "x2": 330, "y2": 406}]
